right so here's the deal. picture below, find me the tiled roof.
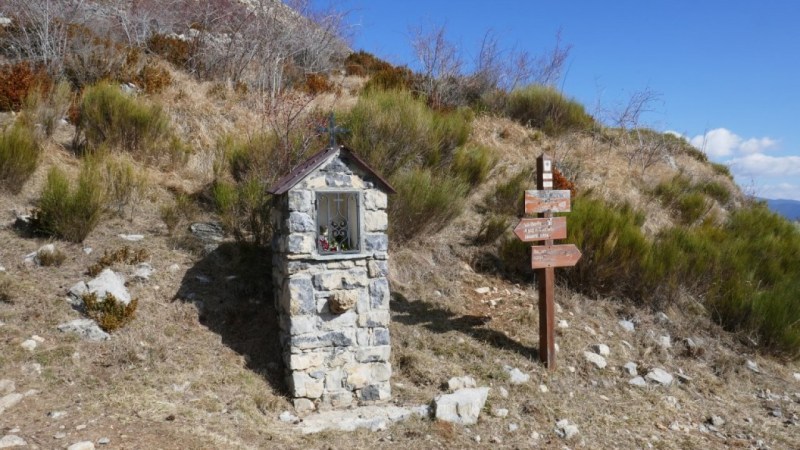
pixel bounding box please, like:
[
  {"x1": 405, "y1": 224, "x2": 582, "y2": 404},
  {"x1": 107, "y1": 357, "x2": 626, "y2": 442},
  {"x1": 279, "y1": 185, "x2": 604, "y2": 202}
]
[{"x1": 267, "y1": 146, "x2": 395, "y2": 195}]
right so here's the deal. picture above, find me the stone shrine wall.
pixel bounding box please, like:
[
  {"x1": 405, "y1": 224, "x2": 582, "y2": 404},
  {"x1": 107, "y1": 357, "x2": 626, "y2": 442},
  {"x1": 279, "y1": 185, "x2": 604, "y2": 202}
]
[{"x1": 271, "y1": 153, "x2": 391, "y2": 413}]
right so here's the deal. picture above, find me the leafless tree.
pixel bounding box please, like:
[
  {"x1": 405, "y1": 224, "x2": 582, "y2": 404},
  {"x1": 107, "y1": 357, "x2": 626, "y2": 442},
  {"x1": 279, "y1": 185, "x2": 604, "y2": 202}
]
[
  {"x1": 0, "y1": 0, "x2": 86, "y2": 74},
  {"x1": 604, "y1": 87, "x2": 673, "y2": 173},
  {"x1": 530, "y1": 29, "x2": 571, "y2": 87},
  {"x1": 410, "y1": 23, "x2": 463, "y2": 107}
]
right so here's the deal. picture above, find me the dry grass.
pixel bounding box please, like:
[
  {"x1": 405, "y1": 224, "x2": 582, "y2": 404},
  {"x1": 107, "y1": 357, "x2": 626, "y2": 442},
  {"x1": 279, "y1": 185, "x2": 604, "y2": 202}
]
[{"x1": 0, "y1": 68, "x2": 797, "y2": 450}]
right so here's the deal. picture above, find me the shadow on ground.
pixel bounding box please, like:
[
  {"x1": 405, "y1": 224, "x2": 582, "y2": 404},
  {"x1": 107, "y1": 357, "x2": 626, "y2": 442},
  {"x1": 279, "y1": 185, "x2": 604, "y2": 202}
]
[
  {"x1": 174, "y1": 242, "x2": 286, "y2": 396},
  {"x1": 391, "y1": 291, "x2": 539, "y2": 361}
]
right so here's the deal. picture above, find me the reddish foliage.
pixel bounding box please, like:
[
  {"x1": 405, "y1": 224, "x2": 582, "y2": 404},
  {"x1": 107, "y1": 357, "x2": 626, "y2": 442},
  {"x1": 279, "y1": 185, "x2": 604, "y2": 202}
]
[
  {"x1": 137, "y1": 64, "x2": 172, "y2": 94},
  {"x1": 553, "y1": 167, "x2": 576, "y2": 196},
  {"x1": 146, "y1": 34, "x2": 193, "y2": 69},
  {"x1": 301, "y1": 73, "x2": 333, "y2": 95},
  {"x1": 0, "y1": 62, "x2": 51, "y2": 111}
]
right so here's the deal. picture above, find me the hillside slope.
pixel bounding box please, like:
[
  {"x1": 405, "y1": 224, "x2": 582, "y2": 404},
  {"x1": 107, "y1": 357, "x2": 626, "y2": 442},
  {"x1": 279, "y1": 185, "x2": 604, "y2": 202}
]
[{"x1": 1, "y1": 71, "x2": 799, "y2": 450}]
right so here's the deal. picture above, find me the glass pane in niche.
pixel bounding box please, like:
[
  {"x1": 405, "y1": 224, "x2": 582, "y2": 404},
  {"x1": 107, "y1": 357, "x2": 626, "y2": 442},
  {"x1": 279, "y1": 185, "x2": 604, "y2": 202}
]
[{"x1": 317, "y1": 191, "x2": 360, "y2": 254}]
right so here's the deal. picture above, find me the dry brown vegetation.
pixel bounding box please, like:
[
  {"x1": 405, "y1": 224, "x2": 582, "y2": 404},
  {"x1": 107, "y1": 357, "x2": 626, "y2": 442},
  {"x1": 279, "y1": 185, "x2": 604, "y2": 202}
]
[{"x1": 0, "y1": 6, "x2": 798, "y2": 448}]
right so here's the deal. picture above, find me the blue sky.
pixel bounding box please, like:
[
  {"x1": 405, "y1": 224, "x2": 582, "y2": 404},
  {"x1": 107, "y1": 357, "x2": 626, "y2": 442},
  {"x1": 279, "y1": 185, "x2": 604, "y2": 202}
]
[{"x1": 314, "y1": 0, "x2": 800, "y2": 200}]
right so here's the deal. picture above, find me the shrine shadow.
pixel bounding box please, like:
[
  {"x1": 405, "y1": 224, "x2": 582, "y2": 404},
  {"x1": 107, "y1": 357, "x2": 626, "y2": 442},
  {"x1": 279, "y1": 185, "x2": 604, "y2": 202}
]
[
  {"x1": 173, "y1": 242, "x2": 287, "y2": 396},
  {"x1": 390, "y1": 292, "x2": 539, "y2": 361}
]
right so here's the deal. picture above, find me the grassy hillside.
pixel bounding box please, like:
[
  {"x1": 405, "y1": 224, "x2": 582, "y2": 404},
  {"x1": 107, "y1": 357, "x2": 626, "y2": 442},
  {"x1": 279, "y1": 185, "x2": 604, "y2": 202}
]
[{"x1": 1, "y1": 2, "x2": 799, "y2": 449}]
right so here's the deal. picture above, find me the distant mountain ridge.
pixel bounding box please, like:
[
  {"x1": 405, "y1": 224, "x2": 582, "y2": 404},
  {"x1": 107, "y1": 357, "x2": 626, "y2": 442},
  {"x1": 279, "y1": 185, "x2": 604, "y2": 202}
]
[{"x1": 764, "y1": 198, "x2": 800, "y2": 221}]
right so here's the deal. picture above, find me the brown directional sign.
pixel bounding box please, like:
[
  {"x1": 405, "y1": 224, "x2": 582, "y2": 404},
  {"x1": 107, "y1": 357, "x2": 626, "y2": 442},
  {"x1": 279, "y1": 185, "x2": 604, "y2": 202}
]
[
  {"x1": 514, "y1": 217, "x2": 567, "y2": 242},
  {"x1": 531, "y1": 244, "x2": 582, "y2": 269},
  {"x1": 525, "y1": 190, "x2": 571, "y2": 214}
]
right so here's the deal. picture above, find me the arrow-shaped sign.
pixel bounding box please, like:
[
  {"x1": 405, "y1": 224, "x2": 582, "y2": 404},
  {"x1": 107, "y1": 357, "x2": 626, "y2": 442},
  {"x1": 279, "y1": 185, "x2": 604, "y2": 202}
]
[
  {"x1": 525, "y1": 190, "x2": 571, "y2": 214},
  {"x1": 531, "y1": 244, "x2": 582, "y2": 269},
  {"x1": 514, "y1": 217, "x2": 567, "y2": 242}
]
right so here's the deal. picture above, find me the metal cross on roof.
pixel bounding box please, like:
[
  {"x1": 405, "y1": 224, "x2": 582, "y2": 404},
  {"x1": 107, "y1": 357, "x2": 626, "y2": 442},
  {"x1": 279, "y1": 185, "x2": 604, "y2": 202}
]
[{"x1": 318, "y1": 113, "x2": 348, "y2": 148}]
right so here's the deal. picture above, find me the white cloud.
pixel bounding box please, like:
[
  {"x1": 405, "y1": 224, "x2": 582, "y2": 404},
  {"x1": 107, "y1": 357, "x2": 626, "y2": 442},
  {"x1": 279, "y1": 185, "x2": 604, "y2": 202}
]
[
  {"x1": 739, "y1": 137, "x2": 778, "y2": 154},
  {"x1": 757, "y1": 183, "x2": 800, "y2": 201},
  {"x1": 685, "y1": 128, "x2": 778, "y2": 158},
  {"x1": 728, "y1": 153, "x2": 800, "y2": 177}
]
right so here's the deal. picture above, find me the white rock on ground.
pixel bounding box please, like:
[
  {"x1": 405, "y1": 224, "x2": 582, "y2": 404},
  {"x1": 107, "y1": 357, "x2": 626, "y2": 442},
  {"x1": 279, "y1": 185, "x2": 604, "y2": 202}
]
[
  {"x1": 557, "y1": 319, "x2": 569, "y2": 328},
  {"x1": 623, "y1": 362, "x2": 638, "y2": 376},
  {"x1": 68, "y1": 269, "x2": 131, "y2": 305},
  {"x1": 709, "y1": 415, "x2": 725, "y2": 427},
  {"x1": 117, "y1": 234, "x2": 144, "y2": 241},
  {"x1": 745, "y1": 360, "x2": 760, "y2": 373},
  {"x1": 447, "y1": 376, "x2": 477, "y2": 391},
  {"x1": 474, "y1": 287, "x2": 490, "y2": 294},
  {"x1": 434, "y1": 387, "x2": 490, "y2": 425},
  {"x1": 618, "y1": 319, "x2": 635, "y2": 332},
  {"x1": 20, "y1": 339, "x2": 36, "y2": 351},
  {"x1": 57, "y1": 319, "x2": 110, "y2": 341},
  {"x1": 133, "y1": 263, "x2": 154, "y2": 281},
  {"x1": 498, "y1": 387, "x2": 509, "y2": 398},
  {"x1": 67, "y1": 441, "x2": 95, "y2": 450},
  {"x1": 298, "y1": 404, "x2": 429, "y2": 434},
  {"x1": 554, "y1": 419, "x2": 579, "y2": 439},
  {"x1": 0, "y1": 435, "x2": 27, "y2": 448},
  {"x1": 591, "y1": 344, "x2": 611, "y2": 356},
  {"x1": 503, "y1": 366, "x2": 530, "y2": 384},
  {"x1": 657, "y1": 335, "x2": 672, "y2": 349},
  {"x1": 646, "y1": 368, "x2": 673, "y2": 386},
  {"x1": 583, "y1": 351, "x2": 607, "y2": 369},
  {"x1": 0, "y1": 393, "x2": 23, "y2": 414},
  {"x1": 655, "y1": 312, "x2": 670, "y2": 324},
  {"x1": 629, "y1": 376, "x2": 647, "y2": 387},
  {"x1": 279, "y1": 411, "x2": 299, "y2": 422},
  {"x1": 491, "y1": 408, "x2": 508, "y2": 418},
  {"x1": 0, "y1": 380, "x2": 13, "y2": 395},
  {"x1": 794, "y1": 372, "x2": 800, "y2": 381},
  {"x1": 97, "y1": 437, "x2": 110, "y2": 445}
]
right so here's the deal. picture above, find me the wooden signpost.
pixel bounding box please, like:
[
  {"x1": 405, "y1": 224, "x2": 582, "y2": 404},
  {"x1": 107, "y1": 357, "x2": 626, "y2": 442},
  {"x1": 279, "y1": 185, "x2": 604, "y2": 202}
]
[
  {"x1": 515, "y1": 154, "x2": 582, "y2": 370},
  {"x1": 514, "y1": 217, "x2": 567, "y2": 242}
]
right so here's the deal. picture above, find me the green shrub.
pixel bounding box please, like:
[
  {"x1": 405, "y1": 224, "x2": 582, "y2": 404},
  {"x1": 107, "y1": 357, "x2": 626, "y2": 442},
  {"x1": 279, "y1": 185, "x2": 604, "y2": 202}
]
[
  {"x1": 452, "y1": 144, "x2": 496, "y2": 186},
  {"x1": 34, "y1": 163, "x2": 105, "y2": 243},
  {"x1": 82, "y1": 292, "x2": 138, "y2": 332},
  {"x1": 710, "y1": 162, "x2": 732, "y2": 179},
  {"x1": 562, "y1": 196, "x2": 651, "y2": 299},
  {"x1": 484, "y1": 169, "x2": 533, "y2": 216},
  {"x1": 0, "y1": 122, "x2": 41, "y2": 193},
  {"x1": 160, "y1": 193, "x2": 197, "y2": 236},
  {"x1": 212, "y1": 179, "x2": 272, "y2": 246},
  {"x1": 76, "y1": 82, "x2": 171, "y2": 162},
  {"x1": 751, "y1": 278, "x2": 800, "y2": 359},
  {"x1": 700, "y1": 180, "x2": 732, "y2": 205},
  {"x1": 497, "y1": 233, "x2": 531, "y2": 278},
  {"x1": 389, "y1": 168, "x2": 468, "y2": 242},
  {"x1": 102, "y1": 157, "x2": 149, "y2": 218},
  {"x1": 344, "y1": 89, "x2": 472, "y2": 176},
  {"x1": 676, "y1": 192, "x2": 709, "y2": 224},
  {"x1": 652, "y1": 174, "x2": 713, "y2": 224},
  {"x1": 0, "y1": 275, "x2": 14, "y2": 304},
  {"x1": 22, "y1": 80, "x2": 73, "y2": 138},
  {"x1": 504, "y1": 85, "x2": 595, "y2": 136},
  {"x1": 476, "y1": 214, "x2": 509, "y2": 244}
]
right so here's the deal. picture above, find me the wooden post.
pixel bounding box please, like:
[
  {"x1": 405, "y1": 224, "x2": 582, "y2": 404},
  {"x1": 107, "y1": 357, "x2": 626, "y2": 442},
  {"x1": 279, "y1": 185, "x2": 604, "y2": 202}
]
[{"x1": 536, "y1": 154, "x2": 556, "y2": 369}]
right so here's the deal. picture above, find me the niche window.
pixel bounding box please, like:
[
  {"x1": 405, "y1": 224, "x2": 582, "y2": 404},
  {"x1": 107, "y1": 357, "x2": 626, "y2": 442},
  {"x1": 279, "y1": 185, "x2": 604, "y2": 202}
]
[{"x1": 316, "y1": 191, "x2": 360, "y2": 254}]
